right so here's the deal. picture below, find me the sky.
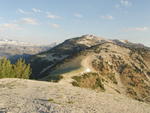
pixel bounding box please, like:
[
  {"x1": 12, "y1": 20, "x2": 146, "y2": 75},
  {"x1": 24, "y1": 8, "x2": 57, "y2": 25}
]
[{"x1": 0, "y1": 0, "x2": 150, "y2": 46}]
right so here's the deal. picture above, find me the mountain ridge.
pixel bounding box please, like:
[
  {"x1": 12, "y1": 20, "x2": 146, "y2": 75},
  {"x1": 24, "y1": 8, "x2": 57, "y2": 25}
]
[
  {"x1": 29, "y1": 35, "x2": 150, "y2": 103},
  {"x1": 30, "y1": 35, "x2": 150, "y2": 78}
]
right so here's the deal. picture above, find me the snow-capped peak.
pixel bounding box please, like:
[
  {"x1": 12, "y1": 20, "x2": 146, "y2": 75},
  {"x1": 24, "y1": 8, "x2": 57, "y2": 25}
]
[{"x1": 0, "y1": 39, "x2": 35, "y2": 46}]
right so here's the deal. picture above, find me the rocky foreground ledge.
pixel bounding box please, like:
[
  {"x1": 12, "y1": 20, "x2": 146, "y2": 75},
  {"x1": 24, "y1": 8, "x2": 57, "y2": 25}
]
[{"x1": 0, "y1": 78, "x2": 150, "y2": 113}]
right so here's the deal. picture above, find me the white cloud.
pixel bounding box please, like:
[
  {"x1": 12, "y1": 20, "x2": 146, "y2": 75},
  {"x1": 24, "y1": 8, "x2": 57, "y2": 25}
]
[
  {"x1": 50, "y1": 23, "x2": 60, "y2": 28},
  {"x1": 47, "y1": 12, "x2": 60, "y2": 19},
  {"x1": 134, "y1": 27, "x2": 148, "y2": 31},
  {"x1": 115, "y1": 0, "x2": 132, "y2": 8},
  {"x1": 101, "y1": 15, "x2": 114, "y2": 20},
  {"x1": 32, "y1": 8, "x2": 42, "y2": 13},
  {"x1": 74, "y1": 13, "x2": 83, "y2": 18},
  {"x1": 19, "y1": 18, "x2": 38, "y2": 25},
  {"x1": 120, "y1": 0, "x2": 132, "y2": 6},
  {"x1": 17, "y1": 8, "x2": 42, "y2": 15},
  {"x1": 0, "y1": 23, "x2": 22, "y2": 31},
  {"x1": 123, "y1": 27, "x2": 149, "y2": 32},
  {"x1": 17, "y1": 8, "x2": 31, "y2": 14}
]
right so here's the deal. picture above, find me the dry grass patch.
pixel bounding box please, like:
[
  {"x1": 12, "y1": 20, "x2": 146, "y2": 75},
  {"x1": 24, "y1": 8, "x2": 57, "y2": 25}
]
[{"x1": 72, "y1": 72, "x2": 105, "y2": 91}]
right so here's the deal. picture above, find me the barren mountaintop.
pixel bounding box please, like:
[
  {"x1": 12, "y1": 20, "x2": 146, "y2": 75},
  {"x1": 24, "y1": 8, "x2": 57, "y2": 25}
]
[
  {"x1": 29, "y1": 35, "x2": 150, "y2": 104},
  {"x1": 30, "y1": 35, "x2": 106, "y2": 77}
]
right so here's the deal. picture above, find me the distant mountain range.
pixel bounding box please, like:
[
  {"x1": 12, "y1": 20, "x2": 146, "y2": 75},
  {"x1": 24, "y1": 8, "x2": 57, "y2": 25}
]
[{"x1": 0, "y1": 39, "x2": 56, "y2": 62}]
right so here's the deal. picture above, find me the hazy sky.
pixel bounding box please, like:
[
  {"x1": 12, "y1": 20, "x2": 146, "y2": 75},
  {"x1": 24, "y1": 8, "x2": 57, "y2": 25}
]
[{"x1": 0, "y1": 0, "x2": 150, "y2": 46}]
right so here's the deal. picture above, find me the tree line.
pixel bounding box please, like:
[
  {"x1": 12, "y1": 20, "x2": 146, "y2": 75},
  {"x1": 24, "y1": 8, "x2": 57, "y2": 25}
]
[{"x1": 0, "y1": 57, "x2": 32, "y2": 79}]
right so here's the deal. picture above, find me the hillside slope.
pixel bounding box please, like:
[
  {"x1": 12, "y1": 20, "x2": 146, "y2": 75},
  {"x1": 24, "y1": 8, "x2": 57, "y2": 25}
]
[
  {"x1": 0, "y1": 78, "x2": 150, "y2": 113},
  {"x1": 30, "y1": 35, "x2": 105, "y2": 78},
  {"x1": 29, "y1": 35, "x2": 150, "y2": 103},
  {"x1": 30, "y1": 35, "x2": 150, "y2": 79},
  {"x1": 41, "y1": 42, "x2": 150, "y2": 103}
]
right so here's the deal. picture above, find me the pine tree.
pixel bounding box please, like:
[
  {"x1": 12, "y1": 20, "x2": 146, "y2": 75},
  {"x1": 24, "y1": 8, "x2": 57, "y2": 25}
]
[
  {"x1": 0, "y1": 57, "x2": 32, "y2": 79},
  {"x1": 0, "y1": 57, "x2": 13, "y2": 78},
  {"x1": 13, "y1": 58, "x2": 32, "y2": 79}
]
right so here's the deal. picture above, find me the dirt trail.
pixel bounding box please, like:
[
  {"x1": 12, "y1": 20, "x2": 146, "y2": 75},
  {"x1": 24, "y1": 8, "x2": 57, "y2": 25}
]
[{"x1": 58, "y1": 55, "x2": 95, "y2": 85}]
